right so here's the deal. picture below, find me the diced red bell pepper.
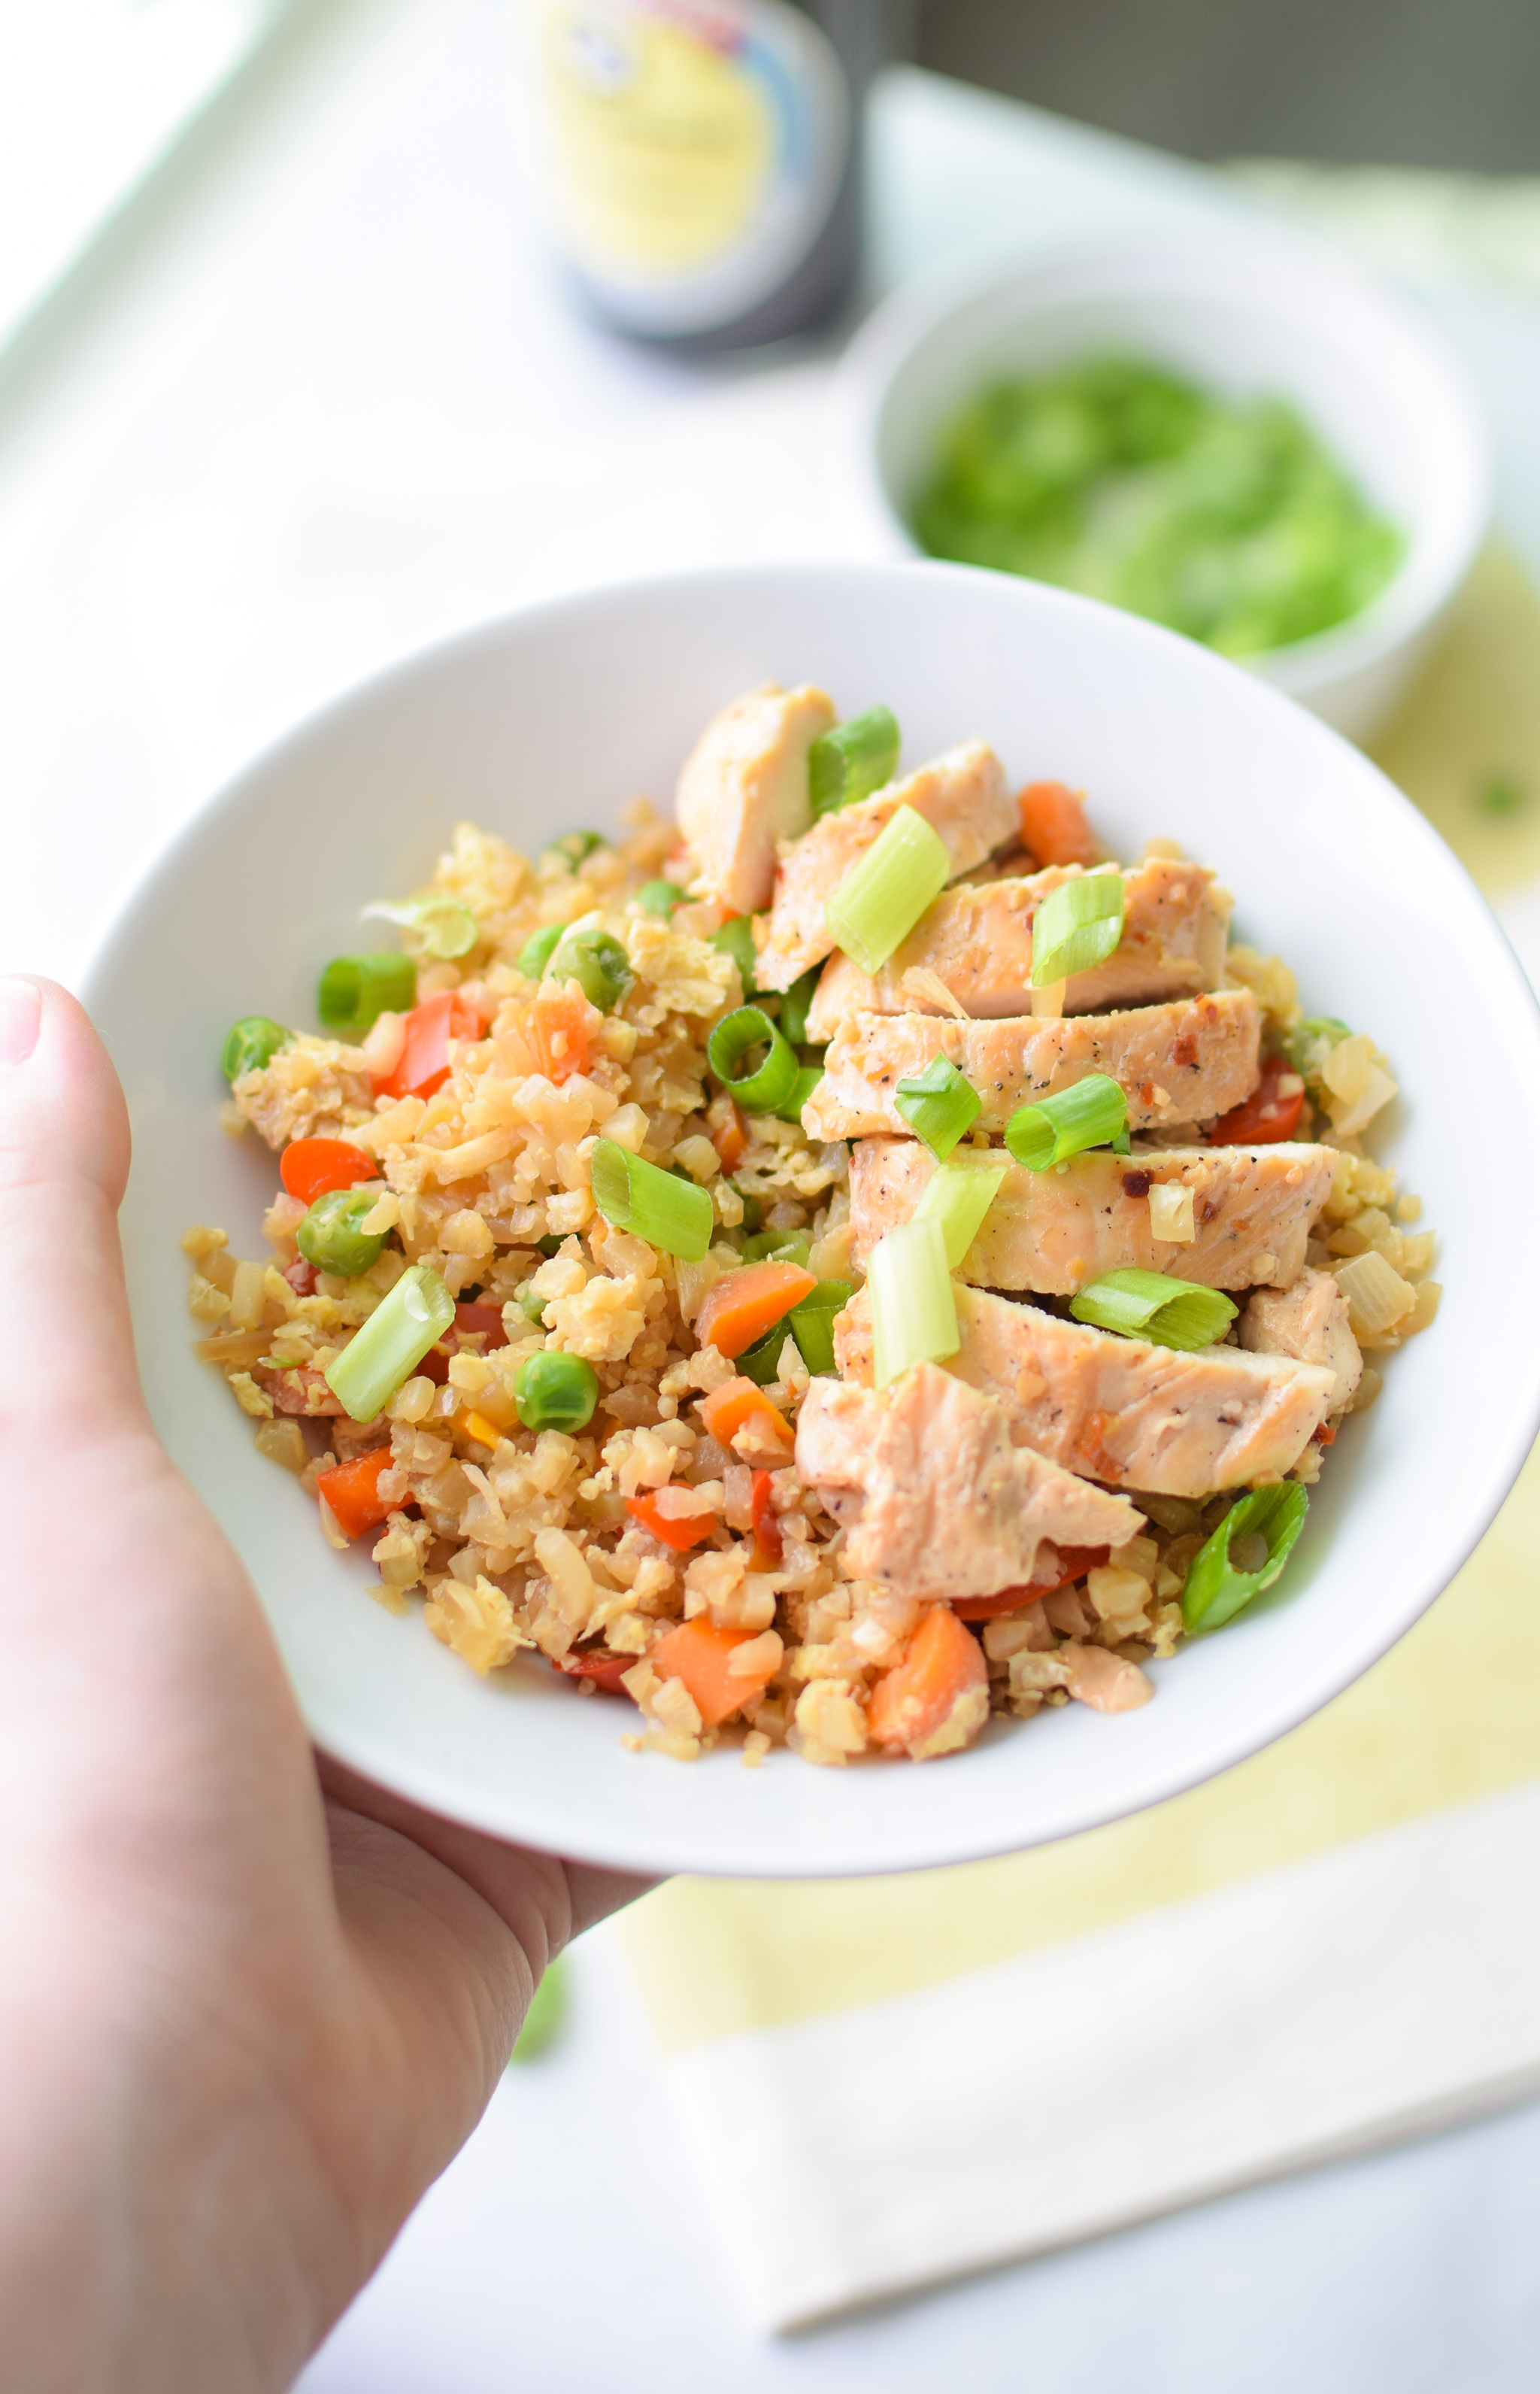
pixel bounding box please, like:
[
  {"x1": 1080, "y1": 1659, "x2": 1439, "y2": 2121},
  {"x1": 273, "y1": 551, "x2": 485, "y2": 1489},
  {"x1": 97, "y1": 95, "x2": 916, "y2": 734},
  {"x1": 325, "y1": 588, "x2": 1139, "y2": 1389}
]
[
  {"x1": 374, "y1": 991, "x2": 481, "y2": 1102},
  {"x1": 453, "y1": 1300, "x2": 508, "y2": 1349},
  {"x1": 952, "y1": 1546, "x2": 1112, "y2": 1622},
  {"x1": 280, "y1": 1257, "x2": 317, "y2": 1298},
  {"x1": 1208, "y1": 1054, "x2": 1305, "y2": 1145},
  {"x1": 280, "y1": 1136, "x2": 377, "y2": 1207},
  {"x1": 317, "y1": 1445, "x2": 398, "y2": 1540},
  {"x1": 553, "y1": 1648, "x2": 635, "y2": 1695},
  {"x1": 625, "y1": 1491, "x2": 715, "y2": 1552}
]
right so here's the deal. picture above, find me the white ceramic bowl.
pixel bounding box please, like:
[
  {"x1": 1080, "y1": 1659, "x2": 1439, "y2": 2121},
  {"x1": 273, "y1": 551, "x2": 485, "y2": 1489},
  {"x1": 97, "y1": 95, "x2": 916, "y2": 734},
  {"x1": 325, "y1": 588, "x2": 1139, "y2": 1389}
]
[
  {"x1": 83, "y1": 561, "x2": 1540, "y2": 1879},
  {"x1": 827, "y1": 230, "x2": 1493, "y2": 743}
]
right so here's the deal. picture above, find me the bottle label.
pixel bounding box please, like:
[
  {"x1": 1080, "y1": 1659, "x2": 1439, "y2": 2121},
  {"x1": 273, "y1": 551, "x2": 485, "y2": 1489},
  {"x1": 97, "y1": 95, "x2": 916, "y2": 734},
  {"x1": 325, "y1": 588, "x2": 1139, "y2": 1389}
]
[{"x1": 530, "y1": 0, "x2": 847, "y2": 334}]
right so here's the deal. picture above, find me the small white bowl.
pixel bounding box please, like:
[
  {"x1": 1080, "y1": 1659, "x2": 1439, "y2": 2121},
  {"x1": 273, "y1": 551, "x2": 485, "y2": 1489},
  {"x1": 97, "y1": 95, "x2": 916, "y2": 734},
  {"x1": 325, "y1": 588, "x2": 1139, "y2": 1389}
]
[
  {"x1": 828, "y1": 230, "x2": 1493, "y2": 742},
  {"x1": 83, "y1": 561, "x2": 1540, "y2": 1878}
]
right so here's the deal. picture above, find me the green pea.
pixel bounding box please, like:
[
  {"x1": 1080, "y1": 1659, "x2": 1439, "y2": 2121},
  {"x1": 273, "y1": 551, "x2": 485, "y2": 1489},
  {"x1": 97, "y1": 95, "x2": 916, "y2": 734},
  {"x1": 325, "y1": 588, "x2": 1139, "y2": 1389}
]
[
  {"x1": 635, "y1": 878, "x2": 687, "y2": 918},
  {"x1": 296, "y1": 1188, "x2": 387, "y2": 1279},
  {"x1": 543, "y1": 831, "x2": 607, "y2": 874},
  {"x1": 514, "y1": 1350, "x2": 599, "y2": 1434},
  {"x1": 513, "y1": 1279, "x2": 548, "y2": 1327},
  {"x1": 547, "y1": 927, "x2": 635, "y2": 1012},
  {"x1": 221, "y1": 1015, "x2": 290, "y2": 1083},
  {"x1": 517, "y1": 924, "x2": 564, "y2": 982}
]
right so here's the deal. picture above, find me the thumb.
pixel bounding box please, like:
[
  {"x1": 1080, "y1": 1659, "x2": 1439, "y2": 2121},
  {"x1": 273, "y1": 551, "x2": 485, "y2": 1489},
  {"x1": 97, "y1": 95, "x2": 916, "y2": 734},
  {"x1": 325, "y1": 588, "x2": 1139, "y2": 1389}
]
[{"x1": 0, "y1": 977, "x2": 146, "y2": 1446}]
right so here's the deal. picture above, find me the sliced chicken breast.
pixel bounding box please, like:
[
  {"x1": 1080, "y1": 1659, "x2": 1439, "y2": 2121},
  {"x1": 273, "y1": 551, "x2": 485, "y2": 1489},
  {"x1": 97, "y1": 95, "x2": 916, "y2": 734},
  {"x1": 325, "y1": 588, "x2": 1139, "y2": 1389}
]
[
  {"x1": 805, "y1": 857, "x2": 1230, "y2": 1039},
  {"x1": 834, "y1": 1283, "x2": 1335, "y2": 1496},
  {"x1": 676, "y1": 682, "x2": 835, "y2": 916},
  {"x1": 803, "y1": 989, "x2": 1260, "y2": 1142},
  {"x1": 795, "y1": 1363, "x2": 1144, "y2": 1598},
  {"x1": 1240, "y1": 1267, "x2": 1363, "y2": 1413},
  {"x1": 754, "y1": 740, "x2": 1015, "y2": 991},
  {"x1": 848, "y1": 1138, "x2": 1334, "y2": 1294}
]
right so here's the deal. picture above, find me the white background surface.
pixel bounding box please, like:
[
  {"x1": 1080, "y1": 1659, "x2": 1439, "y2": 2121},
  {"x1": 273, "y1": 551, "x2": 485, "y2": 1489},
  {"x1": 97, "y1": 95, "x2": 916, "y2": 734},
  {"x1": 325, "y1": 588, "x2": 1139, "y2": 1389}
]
[{"x1": 7, "y1": 0, "x2": 1540, "y2": 2382}]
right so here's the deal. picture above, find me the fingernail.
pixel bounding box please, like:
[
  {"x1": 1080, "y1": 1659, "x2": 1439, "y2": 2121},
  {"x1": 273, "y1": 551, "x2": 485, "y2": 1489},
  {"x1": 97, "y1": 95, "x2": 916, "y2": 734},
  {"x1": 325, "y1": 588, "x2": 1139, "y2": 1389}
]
[{"x1": 0, "y1": 978, "x2": 41, "y2": 1073}]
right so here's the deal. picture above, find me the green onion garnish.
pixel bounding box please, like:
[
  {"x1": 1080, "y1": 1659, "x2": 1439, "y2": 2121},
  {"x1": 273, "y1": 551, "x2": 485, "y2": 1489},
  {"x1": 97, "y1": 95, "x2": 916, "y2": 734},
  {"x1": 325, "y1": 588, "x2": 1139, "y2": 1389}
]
[
  {"x1": 547, "y1": 926, "x2": 635, "y2": 1012},
  {"x1": 514, "y1": 1349, "x2": 599, "y2": 1434},
  {"x1": 739, "y1": 1230, "x2": 811, "y2": 1267},
  {"x1": 778, "y1": 966, "x2": 821, "y2": 1047},
  {"x1": 324, "y1": 1263, "x2": 454, "y2": 1424},
  {"x1": 711, "y1": 914, "x2": 761, "y2": 993},
  {"x1": 296, "y1": 1189, "x2": 387, "y2": 1279},
  {"x1": 914, "y1": 1151, "x2": 1008, "y2": 1269},
  {"x1": 317, "y1": 953, "x2": 418, "y2": 1037},
  {"x1": 825, "y1": 803, "x2": 950, "y2": 978},
  {"x1": 777, "y1": 1063, "x2": 824, "y2": 1126},
  {"x1": 869, "y1": 1214, "x2": 959, "y2": 1389},
  {"x1": 737, "y1": 1321, "x2": 790, "y2": 1385},
  {"x1": 1030, "y1": 872, "x2": 1126, "y2": 987},
  {"x1": 1183, "y1": 1483, "x2": 1309, "y2": 1634},
  {"x1": 808, "y1": 705, "x2": 900, "y2": 820},
  {"x1": 590, "y1": 1139, "x2": 714, "y2": 1261},
  {"x1": 360, "y1": 897, "x2": 477, "y2": 959},
  {"x1": 1287, "y1": 1015, "x2": 1351, "y2": 1082},
  {"x1": 789, "y1": 1279, "x2": 853, "y2": 1376},
  {"x1": 543, "y1": 831, "x2": 607, "y2": 873},
  {"x1": 1005, "y1": 1073, "x2": 1129, "y2": 1171},
  {"x1": 635, "y1": 879, "x2": 687, "y2": 918},
  {"x1": 517, "y1": 924, "x2": 564, "y2": 982},
  {"x1": 221, "y1": 1015, "x2": 291, "y2": 1082},
  {"x1": 707, "y1": 1006, "x2": 799, "y2": 1115},
  {"x1": 893, "y1": 1054, "x2": 981, "y2": 1160},
  {"x1": 1069, "y1": 1267, "x2": 1237, "y2": 1351}
]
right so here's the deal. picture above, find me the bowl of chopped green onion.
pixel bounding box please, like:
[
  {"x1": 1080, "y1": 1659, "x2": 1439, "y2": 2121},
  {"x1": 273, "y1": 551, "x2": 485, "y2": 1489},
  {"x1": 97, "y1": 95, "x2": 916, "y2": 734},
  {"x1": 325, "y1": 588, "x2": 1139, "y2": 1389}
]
[{"x1": 830, "y1": 226, "x2": 1490, "y2": 743}]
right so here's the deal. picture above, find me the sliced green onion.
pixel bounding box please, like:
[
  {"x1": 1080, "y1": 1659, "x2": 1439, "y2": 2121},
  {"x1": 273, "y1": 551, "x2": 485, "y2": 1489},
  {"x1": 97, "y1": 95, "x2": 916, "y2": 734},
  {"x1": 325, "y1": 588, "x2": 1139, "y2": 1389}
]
[
  {"x1": 513, "y1": 1279, "x2": 548, "y2": 1327},
  {"x1": 635, "y1": 878, "x2": 687, "y2": 918},
  {"x1": 707, "y1": 1006, "x2": 799, "y2": 1115},
  {"x1": 808, "y1": 704, "x2": 900, "y2": 819},
  {"x1": 789, "y1": 1279, "x2": 853, "y2": 1376},
  {"x1": 825, "y1": 804, "x2": 950, "y2": 977},
  {"x1": 296, "y1": 1189, "x2": 387, "y2": 1279},
  {"x1": 711, "y1": 914, "x2": 761, "y2": 993},
  {"x1": 778, "y1": 966, "x2": 821, "y2": 1047},
  {"x1": 1030, "y1": 872, "x2": 1126, "y2": 987},
  {"x1": 324, "y1": 1263, "x2": 454, "y2": 1423},
  {"x1": 894, "y1": 1054, "x2": 981, "y2": 1160},
  {"x1": 514, "y1": 1350, "x2": 599, "y2": 1434},
  {"x1": 914, "y1": 1152, "x2": 1008, "y2": 1269},
  {"x1": 590, "y1": 1139, "x2": 713, "y2": 1261},
  {"x1": 1005, "y1": 1073, "x2": 1129, "y2": 1170},
  {"x1": 543, "y1": 830, "x2": 607, "y2": 873},
  {"x1": 360, "y1": 897, "x2": 477, "y2": 959},
  {"x1": 221, "y1": 1015, "x2": 290, "y2": 1082},
  {"x1": 517, "y1": 924, "x2": 564, "y2": 981},
  {"x1": 778, "y1": 1063, "x2": 824, "y2": 1126},
  {"x1": 547, "y1": 926, "x2": 635, "y2": 1012},
  {"x1": 1287, "y1": 1015, "x2": 1351, "y2": 1082},
  {"x1": 869, "y1": 1214, "x2": 959, "y2": 1389},
  {"x1": 737, "y1": 1321, "x2": 791, "y2": 1385},
  {"x1": 1183, "y1": 1483, "x2": 1309, "y2": 1634},
  {"x1": 317, "y1": 953, "x2": 417, "y2": 1037},
  {"x1": 1070, "y1": 1267, "x2": 1237, "y2": 1351},
  {"x1": 739, "y1": 1229, "x2": 811, "y2": 1267}
]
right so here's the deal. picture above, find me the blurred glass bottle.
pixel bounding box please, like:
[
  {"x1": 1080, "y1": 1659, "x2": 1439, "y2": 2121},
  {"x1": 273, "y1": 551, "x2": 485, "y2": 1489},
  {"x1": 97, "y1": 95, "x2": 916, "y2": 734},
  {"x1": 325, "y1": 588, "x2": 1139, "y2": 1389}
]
[{"x1": 523, "y1": 0, "x2": 891, "y2": 351}]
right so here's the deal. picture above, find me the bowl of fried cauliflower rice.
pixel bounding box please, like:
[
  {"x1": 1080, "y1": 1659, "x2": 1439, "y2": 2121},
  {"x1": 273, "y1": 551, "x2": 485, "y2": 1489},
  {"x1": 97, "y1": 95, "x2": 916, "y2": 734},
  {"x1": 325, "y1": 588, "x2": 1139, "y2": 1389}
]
[{"x1": 85, "y1": 563, "x2": 1540, "y2": 1877}]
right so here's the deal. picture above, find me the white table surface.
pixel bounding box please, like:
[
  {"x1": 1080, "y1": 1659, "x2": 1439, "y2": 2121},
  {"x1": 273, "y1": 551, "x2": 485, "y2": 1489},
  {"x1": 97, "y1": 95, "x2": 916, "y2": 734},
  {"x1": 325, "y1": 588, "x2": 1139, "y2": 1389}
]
[{"x1": 8, "y1": 2, "x2": 1540, "y2": 2383}]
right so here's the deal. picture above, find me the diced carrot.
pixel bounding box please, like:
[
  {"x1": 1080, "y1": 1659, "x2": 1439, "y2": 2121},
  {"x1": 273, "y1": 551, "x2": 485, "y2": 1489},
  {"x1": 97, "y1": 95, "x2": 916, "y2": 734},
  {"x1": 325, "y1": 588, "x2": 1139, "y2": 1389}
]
[
  {"x1": 528, "y1": 988, "x2": 591, "y2": 1085},
  {"x1": 375, "y1": 992, "x2": 481, "y2": 1102},
  {"x1": 952, "y1": 1545, "x2": 1111, "y2": 1622},
  {"x1": 712, "y1": 1101, "x2": 749, "y2": 1175},
  {"x1": 554, "y1": 1647, "x2": 634, "y2": 1695},
  {"x1": 695, "y1": 1261, "x2": 817, "y2": 1360},
  {"x1": 866, "y1": 1604, "x2": 989, "y2": 1759},
  {"x1": 650, "y1": 1616, "x2": 778, "y2": 1728},
  {"x1": 1209, "y1": 1054, "x2": 1305, "y2": 1145},
  {"x1": 698, "y1": 1378, "x2": 795, "y2": 1457},
  {"x1": 750, "y1": 1469, "x2": 783, "y2": 1570},
  {"x1": 625, "y1": 1491, "x2": 715, "y2": 1552},
  {"x1": 280, "y1": 1136, "x2": 377, "y2": 1208},
  {"x1": 1018, "y1": 780, "x2": 1098, "y2": 869},
  {"x1": 317, "y1": 1445, "x2": 397, "y2": 1540}
]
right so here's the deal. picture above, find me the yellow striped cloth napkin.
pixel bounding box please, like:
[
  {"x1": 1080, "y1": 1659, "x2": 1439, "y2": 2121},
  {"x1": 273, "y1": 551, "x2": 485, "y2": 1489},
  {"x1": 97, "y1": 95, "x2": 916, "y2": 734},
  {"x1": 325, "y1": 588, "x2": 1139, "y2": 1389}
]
[{"x1": 614, "y1": 548, "x2": 1540, "y2": 2332}]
